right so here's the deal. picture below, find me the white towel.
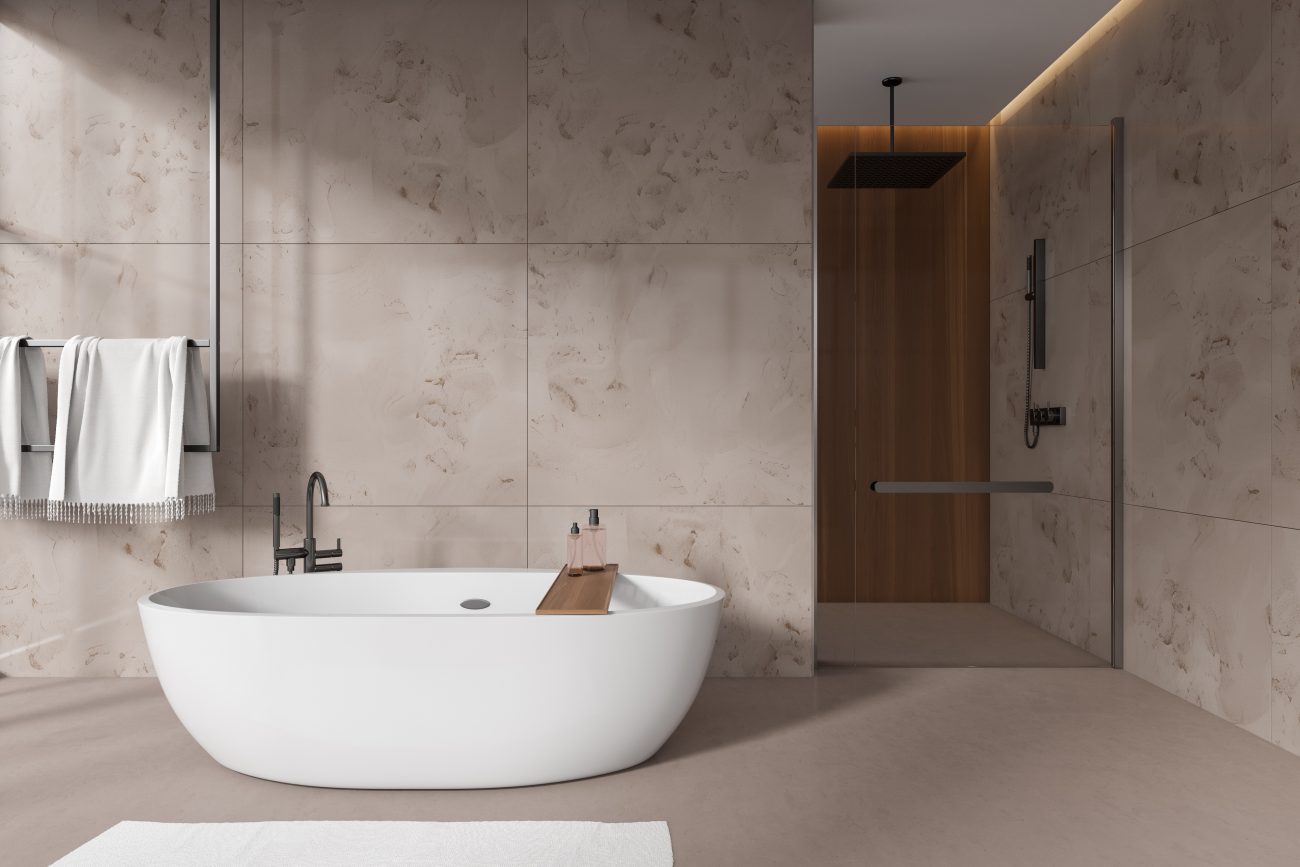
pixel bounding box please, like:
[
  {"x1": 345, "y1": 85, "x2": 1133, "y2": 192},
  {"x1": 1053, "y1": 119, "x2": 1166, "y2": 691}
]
[
  {"x1": 0, "y1": 336, "x2": 52, "y2": 519},
  {"x1": 48, "y1": 336, "x2": 215, "y2": 524}
]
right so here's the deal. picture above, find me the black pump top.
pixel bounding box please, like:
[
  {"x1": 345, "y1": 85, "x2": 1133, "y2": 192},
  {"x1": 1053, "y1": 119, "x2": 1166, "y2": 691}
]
[
  {"x1": 570, "y1": 522, "x2": 580, "y2": 535},
  {"x1": 588, "y1": 508, "x2": 600, "y2": 526}
]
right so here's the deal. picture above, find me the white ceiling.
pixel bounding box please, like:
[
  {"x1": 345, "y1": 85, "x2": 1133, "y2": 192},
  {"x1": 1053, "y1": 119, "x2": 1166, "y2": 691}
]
[{"x1": 814, "y1": 0, "x2": 1119, "y2": 125}]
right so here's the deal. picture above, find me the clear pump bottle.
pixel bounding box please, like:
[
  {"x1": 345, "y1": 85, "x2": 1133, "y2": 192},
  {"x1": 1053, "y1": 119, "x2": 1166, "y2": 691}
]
[{"x1": 581, "y1": 508, "x2": 607, "y2": 571}]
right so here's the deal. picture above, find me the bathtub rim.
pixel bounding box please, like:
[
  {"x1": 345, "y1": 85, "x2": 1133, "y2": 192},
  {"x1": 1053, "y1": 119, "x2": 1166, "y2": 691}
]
[{"x1": 139, "y1": 568, "x2": 726, "y2": 620}]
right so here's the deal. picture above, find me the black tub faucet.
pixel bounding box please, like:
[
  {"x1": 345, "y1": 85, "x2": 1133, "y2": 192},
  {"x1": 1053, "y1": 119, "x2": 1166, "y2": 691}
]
[{"x1": 272, "y1": 471, "x2": 344, "y2": 574}]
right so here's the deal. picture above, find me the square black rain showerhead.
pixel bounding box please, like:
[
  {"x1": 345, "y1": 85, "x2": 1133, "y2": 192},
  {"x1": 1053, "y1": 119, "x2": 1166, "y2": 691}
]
[{"x1": 827, "y1": 151, "x2": 966, "y2": 189}]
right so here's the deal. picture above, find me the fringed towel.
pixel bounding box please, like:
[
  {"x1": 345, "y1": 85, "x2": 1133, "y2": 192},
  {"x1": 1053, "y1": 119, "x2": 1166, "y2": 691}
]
[
  {"x1": 0, "y1": 336, "x2": 52, "y2": 519},
  {"x1": 48, "y1": 337, "x2": 215, "y2": 524}
]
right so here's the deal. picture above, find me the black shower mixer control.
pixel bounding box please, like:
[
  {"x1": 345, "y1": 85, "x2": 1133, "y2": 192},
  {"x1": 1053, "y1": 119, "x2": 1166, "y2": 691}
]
[{"x1": 1029, "y1": 407, "x2": 1067, "y2": 426}]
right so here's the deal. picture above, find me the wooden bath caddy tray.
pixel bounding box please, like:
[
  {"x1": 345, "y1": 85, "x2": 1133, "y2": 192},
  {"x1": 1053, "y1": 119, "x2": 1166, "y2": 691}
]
[{"x1": 536, "y1": 563, "x2": 618, "y2": 615}]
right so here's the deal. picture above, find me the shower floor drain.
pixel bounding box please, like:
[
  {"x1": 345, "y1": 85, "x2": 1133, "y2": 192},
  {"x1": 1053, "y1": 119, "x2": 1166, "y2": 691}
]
[{"x1": 460, "y1": 598, "x2": 490, "y2": 610}]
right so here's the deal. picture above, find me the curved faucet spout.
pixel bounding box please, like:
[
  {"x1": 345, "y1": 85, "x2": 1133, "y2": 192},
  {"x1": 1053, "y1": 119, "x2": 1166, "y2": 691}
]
[
  {"x1": 305, "y1": 471, "x2": 329, "y2": 546},
  {"x1": 307, "y1": 471, "x2": 329, "y2": 507}
]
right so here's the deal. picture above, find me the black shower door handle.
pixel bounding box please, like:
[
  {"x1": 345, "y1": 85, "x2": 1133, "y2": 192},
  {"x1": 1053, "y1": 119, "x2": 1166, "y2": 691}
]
[{"x1": 869, "y1": 481, "x2": 1054, "y2": 493}]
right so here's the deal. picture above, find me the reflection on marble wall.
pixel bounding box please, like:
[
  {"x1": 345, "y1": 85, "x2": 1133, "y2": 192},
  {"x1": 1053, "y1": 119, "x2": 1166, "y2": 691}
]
[
  {"x1": 1095, "y1": 0, "x2": 1272, "y2": 247},
  {"x1": 528, "y1": 244, "x2": 812, "y2": 506},
  {"x1": 528, "y1": 0, "x2": 811, "y2": 243},
  {"x1": 1125, "y1": 505, "x2": 1271, "y2": 738},
  {"x1": 0, "y1": 509, "x2": 243, "y2": 676},
  {"x1": 1, "y1": 0, "x2": 813, "y2": 678},
  {"x1": 990, "y1": 260, "x2": 1109, "y2": 501},
  {"x1": 243, "y1": 0, "x2": 525, "y2": 243},
  {"x1": 529, "y1": 506, "x2": 813, "y2": 676},
  {"x1": 990, "y1": 493, "x2": 1110, "y2": 660},
  {"x1": 0, "y1": 0, "x2": 243, "y2": 243},
  {"x1": 1276, "y1": 0, "x2": 1300, "y2": 189},
  {"x1": 243, "y1": 243, "x2": 527, "y2": 507},
  {"x1": 1273, "y1": 184, "x2": 1300, "y2": 527},
  {"x1": 994, "y1": 0, "x2": 1272, "y2": 252},
  {"x1": 1127, "y1": 197, "x2": 1271, "y2": 523},
  {"x1": 1271, "y1": 527, "x2": 1300, "y2": 753}
]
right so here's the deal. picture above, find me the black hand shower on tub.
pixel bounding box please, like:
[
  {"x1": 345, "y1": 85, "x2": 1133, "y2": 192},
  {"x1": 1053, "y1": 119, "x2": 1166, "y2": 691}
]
[{"x1": 1023, "y1": 238, "x2": 1065, "y2": 449}]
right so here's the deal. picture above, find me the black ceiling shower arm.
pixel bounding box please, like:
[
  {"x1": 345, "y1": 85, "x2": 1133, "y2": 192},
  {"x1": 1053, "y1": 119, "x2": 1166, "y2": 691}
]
[{"x1": 883, "y1": 76, "x2": 902, "y2": 153}]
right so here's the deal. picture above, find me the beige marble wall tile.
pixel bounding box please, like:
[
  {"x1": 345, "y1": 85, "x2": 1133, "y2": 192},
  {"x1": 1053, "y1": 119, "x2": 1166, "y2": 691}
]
[
  {"x1": 1127, "y1": 197, "x2": 1271, "y2": 522},
  {"x1": 990, "y1": 493, "x2": 1111, "y2": 660},
  {"x1": 1272, "y1": 0, "x2": 1300, "y2": 189},
  {"x1": 528, "y1": 0, "x2": 811, "y2": 243},
  {"x1": 1272, "y1": 185, "x2": 1300, "y2": 527},
  {"x1": 0, "y1": 0, "x2": 241, "y2": 244},
  {"x1": 243, "y1": 243, "x2": 526, "y2": 507},
  {"x1": 990, "y1": 260, "x2": 1109, "y2": 501},
  {"x1": 1270, "y1": 526, "x2": 1300, "y2": 754},
  {"x1": 989, "y1": 119, "x2": 1110, "y2": 296},
  {"x1": 1088, "y1": 0, "x2": 1272, "y2": 247},
  {"x1": 1125, "y1": 505, "x2": 1271, "y2": 738},
  {"x1": 0, "y1": 242, "x2": 243, "y2": 504},
  {"x1": 528, "y1": 243, "x2": 812, "y2": 506},
  {"x1": 242, "y1": 0, "x2": 525, "y2": 243},
  {"x1": 528, "y1": 506, "x2": 813, "y2": 677},
  {"x1": 243, "y1": 507, "x2": 526, "y2": 574},
  {"x1": 0, "y1": 508, "x2": 242, "y2": 677}
]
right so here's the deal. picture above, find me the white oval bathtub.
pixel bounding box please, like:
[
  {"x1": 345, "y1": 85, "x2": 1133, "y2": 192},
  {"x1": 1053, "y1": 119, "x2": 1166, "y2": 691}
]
[{"x1": 139, "y1": 569, "x2": 724, "y2": 789}]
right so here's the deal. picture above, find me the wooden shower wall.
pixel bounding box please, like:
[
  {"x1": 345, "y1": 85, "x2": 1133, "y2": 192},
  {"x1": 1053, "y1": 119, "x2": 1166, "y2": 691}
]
[{"x1": 816, "y1": 126, "x2": 991, "y2": 603}]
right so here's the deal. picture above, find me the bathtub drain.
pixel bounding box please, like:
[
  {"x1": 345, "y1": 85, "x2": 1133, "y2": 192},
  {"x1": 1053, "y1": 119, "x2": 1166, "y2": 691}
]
[{"x1": 460, "y1": 598, "x2": 490, "y2": 610}]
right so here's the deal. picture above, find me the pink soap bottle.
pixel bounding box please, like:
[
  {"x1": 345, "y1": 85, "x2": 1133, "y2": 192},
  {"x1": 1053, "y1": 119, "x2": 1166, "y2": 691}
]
[
  {"x1": 581, "y1": 508, "x2": 607, "y2": 571},
  {"x1": 565, "y1": 522, "x2": 583, "y2": 576}
]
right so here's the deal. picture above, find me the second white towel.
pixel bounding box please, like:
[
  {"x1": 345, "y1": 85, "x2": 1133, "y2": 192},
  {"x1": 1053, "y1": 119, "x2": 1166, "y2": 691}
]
[{"x1": 48, "y1": 336, "x2": 215, "y2": 524}]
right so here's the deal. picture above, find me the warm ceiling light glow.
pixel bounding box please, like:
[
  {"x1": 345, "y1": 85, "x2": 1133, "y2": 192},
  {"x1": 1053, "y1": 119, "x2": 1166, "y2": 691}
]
[{"x1": 991, "y1": 0, "x2": 1144, "y2": 124}]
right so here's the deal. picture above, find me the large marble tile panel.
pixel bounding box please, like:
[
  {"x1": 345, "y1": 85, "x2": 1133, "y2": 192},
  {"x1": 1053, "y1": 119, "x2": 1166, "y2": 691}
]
[
  {"x1": 1088, "y1": 0, "x2": 1272, "y2": 247},
  {"x1": 989, "y1": 119, "x2": 1110, "y2": 296},
  {"x1": 527, "y1": 0, "x2": 812, "y2": 243},
  {"x1": 242, "y1": 0, "x2": 525, "y2": 243},
  {"x1": 0, "y1": 507, "x2": 242, "y2": 677},
  {"x1": 243, "y1": 243, "x2": 526, "y2": 507},
  {"x1": 0, "y1": 243, "x2": 243, "y2": 504},
  {"x1": 243, "y1": 507, "x2": 526, "y2": 573},
  {"x1": 1270, "y1": 526, "x2": 1300, "y2": 754},
  {"x1": 1272, "y1": 0, "x2": 1300, "y2": 189},
  {"x1": 528, "y1": 244, "x2": 812, "y2": 506},
  {"x1": 1272, "y1": 185, "x2": 1300, "y2": 527},
  {"x1": 990, "y1": 260, "x2": 1109, "y2": 500},
  {"x1": 528, "y1": 506, "x2": 813, "y2": 677},
  {"x1": 990, "y1": 493, "x2": 1111, "y2": 660},
  {"x1": 1127, "y1": 197, "x2": 1271, "y2": 522},
  {"x1": 0, "y1": 0, "x2": 241, "y2": 243},
  {"x1": 1124, "y1": 505, "x2": 1271, "y2": 738}
]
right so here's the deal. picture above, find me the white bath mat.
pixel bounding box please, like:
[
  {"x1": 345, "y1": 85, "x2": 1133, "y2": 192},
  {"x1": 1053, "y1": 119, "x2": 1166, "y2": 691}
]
[{"x1": 54, "y1": 820, "x2": 673, "y2": 866}]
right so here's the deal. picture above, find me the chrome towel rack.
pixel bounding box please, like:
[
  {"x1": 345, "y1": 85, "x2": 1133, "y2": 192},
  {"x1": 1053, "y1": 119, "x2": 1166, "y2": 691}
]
[{"x1": 18, "y1": 0, "x2": 220, "y2": 455}]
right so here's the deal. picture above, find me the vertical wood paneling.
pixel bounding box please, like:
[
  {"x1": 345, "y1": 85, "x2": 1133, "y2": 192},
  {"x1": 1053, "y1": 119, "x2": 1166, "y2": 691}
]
[{"x1": 817, "y1": 125, "x2": 990, "y2": 603}]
